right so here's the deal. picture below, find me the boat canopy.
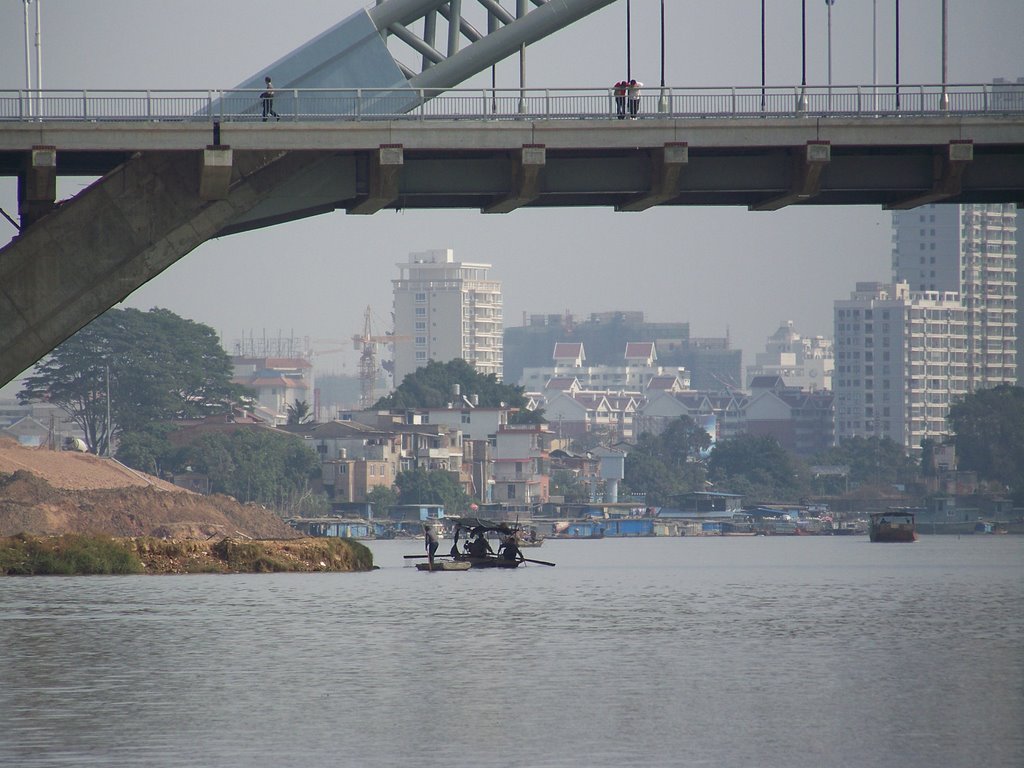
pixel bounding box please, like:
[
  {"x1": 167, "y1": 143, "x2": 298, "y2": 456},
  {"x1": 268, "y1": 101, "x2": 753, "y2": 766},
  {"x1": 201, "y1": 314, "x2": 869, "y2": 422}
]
[{"x1": 449, "y1": 517, "x2": 516, "y2": 535}]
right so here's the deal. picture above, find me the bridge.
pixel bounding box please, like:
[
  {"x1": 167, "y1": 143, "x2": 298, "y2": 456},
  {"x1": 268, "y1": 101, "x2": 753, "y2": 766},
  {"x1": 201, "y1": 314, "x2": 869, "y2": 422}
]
[{"x1": 1, "y1": 0, "x2": 1023, "y2": 387}]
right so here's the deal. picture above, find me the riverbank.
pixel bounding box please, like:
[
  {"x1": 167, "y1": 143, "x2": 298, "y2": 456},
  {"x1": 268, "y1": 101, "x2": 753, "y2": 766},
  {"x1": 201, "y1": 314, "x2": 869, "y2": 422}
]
[{"x1": 0, "y1": 533, "x2": 374, "y2": 575}]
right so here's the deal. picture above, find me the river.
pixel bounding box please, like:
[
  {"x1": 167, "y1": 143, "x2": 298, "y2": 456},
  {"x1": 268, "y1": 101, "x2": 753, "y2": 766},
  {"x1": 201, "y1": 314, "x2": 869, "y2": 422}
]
[{"x1": 1, "y1": 535, "x2": 1021, "y2": 768}]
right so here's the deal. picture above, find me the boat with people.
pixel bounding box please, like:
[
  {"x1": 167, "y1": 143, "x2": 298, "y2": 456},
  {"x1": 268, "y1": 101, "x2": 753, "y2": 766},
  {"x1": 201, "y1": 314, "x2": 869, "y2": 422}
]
[
  {"x1": 868, "y1": 510, "x2": 917, "y2": 542},
  {"x1": 406, "y1": 516, "x2": 555, "y2": 570}
]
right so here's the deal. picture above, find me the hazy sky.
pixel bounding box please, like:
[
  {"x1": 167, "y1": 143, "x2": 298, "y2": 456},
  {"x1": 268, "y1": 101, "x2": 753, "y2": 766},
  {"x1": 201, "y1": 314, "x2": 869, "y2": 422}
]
[{"x1": 2, "y1": 0, "x2": 1022, "y2": 392}]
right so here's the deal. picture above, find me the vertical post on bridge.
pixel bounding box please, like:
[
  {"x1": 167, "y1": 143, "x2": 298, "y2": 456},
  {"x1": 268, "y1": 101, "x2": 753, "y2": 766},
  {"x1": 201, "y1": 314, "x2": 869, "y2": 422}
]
[{"x1": 658, "y1": 0, "x2": 668, "y2": 113}]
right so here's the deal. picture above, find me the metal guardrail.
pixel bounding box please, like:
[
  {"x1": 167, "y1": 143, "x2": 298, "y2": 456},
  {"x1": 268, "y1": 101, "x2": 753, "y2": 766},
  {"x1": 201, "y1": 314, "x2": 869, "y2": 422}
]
[{"x1": 1, "y1": 84, "x2": 1022, "y2": 123}]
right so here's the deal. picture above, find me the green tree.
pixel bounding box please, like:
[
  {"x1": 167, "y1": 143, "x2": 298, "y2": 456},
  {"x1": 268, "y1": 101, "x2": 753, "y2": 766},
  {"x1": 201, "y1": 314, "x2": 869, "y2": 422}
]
[
  {"x1": 114, "y1": 424, "x2": 178, "y2": 477},
  {"x1": 179, "y1": 428, "x2": 323, "y2": 513},
  {"x1": 395, "y1": 467, "x2": 471, "y2": 514},
  {"x1": 707, "y1": 434, "x2": 804, "y2": 501},
  {"x1": 550, "y1": 469, "x2": 590, "y2": 503},
  {"x1": 812, "y1": 436, "x2": 917, "y2": 488},
  {"x1": 373, "y1": 359, "x2": 540, "y2": 421},
  {"x1": 621, "y1": 417, "x2": 711, "y2": 505},
  {"x1": 18, "y1": 308, "x2": 242, "y2": 454},
  {"x1": 366, "y1": 485, "x2": 398, "y2": 516},
  {"x1": 286, "y1": 399, "x2": 314, "y2": 426},
  {"x1": 948, "y1": 385, "x2": 1024, "y2": 492}
]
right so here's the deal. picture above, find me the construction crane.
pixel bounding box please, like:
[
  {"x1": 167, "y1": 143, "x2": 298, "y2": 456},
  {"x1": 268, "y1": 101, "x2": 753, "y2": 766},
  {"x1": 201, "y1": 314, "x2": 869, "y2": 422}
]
[{"x1": 352, "y1": 306, "x2": 409, "y2": 409}]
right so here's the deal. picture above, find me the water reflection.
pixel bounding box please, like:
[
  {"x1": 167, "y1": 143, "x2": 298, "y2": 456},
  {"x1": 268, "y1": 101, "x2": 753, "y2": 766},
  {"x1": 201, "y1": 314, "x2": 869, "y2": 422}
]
[{"x1": 1, "y1": 536, "x2": 1021, "y2": 768}]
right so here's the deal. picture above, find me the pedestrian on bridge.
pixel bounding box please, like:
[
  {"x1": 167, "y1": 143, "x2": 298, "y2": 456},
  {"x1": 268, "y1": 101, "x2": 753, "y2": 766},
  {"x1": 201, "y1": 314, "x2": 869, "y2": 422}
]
[
  {"x1": 614, "y1": 80, "x2": 627, "y2": 119},
  {"x1": 628, "y1": 79, "x2": 642, "y2": 118},
  {"x1": 261, "y1": 76, "x2": 280, "y2": 121}
]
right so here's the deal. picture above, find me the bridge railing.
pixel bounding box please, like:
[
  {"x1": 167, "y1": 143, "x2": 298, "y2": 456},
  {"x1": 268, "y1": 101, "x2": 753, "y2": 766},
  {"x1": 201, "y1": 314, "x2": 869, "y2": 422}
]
[{"x1": 1, "y1": 84, "x2": 1021, "y2": 122}]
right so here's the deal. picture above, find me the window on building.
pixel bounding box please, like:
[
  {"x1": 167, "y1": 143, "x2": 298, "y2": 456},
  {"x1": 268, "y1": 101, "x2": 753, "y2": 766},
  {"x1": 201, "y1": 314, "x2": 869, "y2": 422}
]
[
  {"x1": 415, "y1": 307, "x2": 426, "y2": 318},
  {"x1": 415, "y1": 292, "x2": 426, "y2": 302},
  {"x1": 507, "y1": 484, "x2": 516, "y2": 500}
]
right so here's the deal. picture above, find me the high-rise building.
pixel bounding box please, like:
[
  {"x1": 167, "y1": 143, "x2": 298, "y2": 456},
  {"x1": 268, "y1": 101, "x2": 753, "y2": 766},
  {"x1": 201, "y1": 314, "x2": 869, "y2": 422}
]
[
  {"x1": 834, "y1": 282, "x2": 968, "y2": 452},
  {"x1": 392, "y1": 249, "x2": 503, "y2": 383},
  {"x1": 746, "y1": 320, "x2": 834, "y2": 391},
  {"x1": 891, "y1": 204, "x2": 1017, "y2": 388}
]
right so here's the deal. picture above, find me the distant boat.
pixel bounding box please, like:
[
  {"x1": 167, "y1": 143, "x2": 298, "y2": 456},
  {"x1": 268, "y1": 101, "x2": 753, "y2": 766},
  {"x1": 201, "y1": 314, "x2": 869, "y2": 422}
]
[{"x1": 869, "y1": 510, "x2": 917, "y2": 543}]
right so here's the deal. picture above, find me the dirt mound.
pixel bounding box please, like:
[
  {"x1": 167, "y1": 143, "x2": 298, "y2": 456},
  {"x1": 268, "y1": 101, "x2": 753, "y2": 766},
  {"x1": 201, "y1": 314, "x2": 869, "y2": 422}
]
[{"x1": 0, "y1": 445, "x2": 297, "y2": 540}]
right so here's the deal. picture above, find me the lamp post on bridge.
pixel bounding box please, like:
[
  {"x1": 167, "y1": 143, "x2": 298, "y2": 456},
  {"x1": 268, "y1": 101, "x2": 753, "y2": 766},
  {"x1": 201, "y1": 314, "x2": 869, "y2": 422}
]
[
  {"x1": 626, "y1": 0, "x2": 631, "y2": 83},
  {"x1": 658, "y1": 0, "x2": 668, "y2": 113},
  {"x1": 760, "y1": 0, "x2": 765, "y2": 112},
  {"x1": 826, "y1": 0, "x2": 836, "y2": 111},
  {"x1": 798, "y1": 0, "x2": 808, "y2": 113},
  {"x1": 940, "y1": 0, "x2": 948, "y2": 110},
  {"x1": 895, "y1": 0, "x2": 901, "y2": 110}
]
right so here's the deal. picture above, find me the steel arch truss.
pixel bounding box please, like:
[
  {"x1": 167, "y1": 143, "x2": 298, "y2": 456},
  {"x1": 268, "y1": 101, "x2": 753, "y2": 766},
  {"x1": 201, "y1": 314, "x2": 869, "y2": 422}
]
[{"x1": 235, "y1": 0, "x2": 615, "y2": 97}]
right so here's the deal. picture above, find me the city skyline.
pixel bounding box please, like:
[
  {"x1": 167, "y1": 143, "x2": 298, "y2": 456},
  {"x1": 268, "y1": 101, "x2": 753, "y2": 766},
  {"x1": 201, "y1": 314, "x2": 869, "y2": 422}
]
[{"x1": 1, "y1": 0, "x2": 1022, "y2": 394}]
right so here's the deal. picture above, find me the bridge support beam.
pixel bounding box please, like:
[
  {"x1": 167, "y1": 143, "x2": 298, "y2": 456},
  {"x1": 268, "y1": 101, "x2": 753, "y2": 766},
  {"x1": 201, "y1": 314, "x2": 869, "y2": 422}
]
[
  {"x1": 0, "y1": 149, "x2": 323, "y2": 385},
  {"x1": 751, "y1": 141, "x2": 831, "y2": 211},
  {"x1": 616, "y1": 143, "x2": 689, "y2": 212},
  {"x1": 199, "y1": 146, "x2": 234, "y2": 201},
  {"x1": 886, "y1": 140, "x2": 974, "y2": 210},
  {"x1": 484, "y1": 144, "x2": 546, "y2": 214},
  {"x1": 18, "y1": 146, "x2": 58, "y2": 230},
  {"x1": 348, "y1": 145, "x2": 404, "y2": 214}
]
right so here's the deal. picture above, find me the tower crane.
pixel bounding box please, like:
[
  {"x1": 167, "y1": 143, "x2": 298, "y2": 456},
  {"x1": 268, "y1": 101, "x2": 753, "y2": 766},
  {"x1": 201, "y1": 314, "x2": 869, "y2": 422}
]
[{"x1": 352, "y1": 306, "x2": 409, "y2": 409}]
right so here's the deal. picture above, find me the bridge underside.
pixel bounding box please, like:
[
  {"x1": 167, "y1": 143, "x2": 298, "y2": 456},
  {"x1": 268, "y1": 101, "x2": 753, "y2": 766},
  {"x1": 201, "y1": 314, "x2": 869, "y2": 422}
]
[{"x1": 2, "y1": 116, "x2": 1023, "y2": 386}]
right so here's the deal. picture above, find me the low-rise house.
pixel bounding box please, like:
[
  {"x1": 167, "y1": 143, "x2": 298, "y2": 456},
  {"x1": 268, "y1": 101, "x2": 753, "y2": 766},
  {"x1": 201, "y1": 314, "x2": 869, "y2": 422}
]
[
  {"x1": 2, "y1": 415, "x2": 49, "y2": 447},
  {"x1": 231, "y1": 356, "x2": 313, "y2": 425},
  {"x1": 744, "y1": 376, "x2": 835, "y2": 456},
  {"x1": 492, "y1": 423, "x2": 553, "y2": 511}
]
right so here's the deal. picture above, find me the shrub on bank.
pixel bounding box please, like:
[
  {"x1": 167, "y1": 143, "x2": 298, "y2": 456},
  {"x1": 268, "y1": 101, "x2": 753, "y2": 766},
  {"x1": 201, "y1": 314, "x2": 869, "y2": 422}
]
[
  {"x1": 1, "y1": 534, "x2": 375, "y2": 575},
  {"x1": 0, "y1": 533, "x2": 143, "y2": 575}
]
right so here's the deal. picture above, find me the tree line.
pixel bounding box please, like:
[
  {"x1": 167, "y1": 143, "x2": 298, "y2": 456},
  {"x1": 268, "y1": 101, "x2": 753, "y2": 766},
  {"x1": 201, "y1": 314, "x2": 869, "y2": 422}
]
[{"x1": 16, "y1": 308, "x2": 1024, "y2": 514}]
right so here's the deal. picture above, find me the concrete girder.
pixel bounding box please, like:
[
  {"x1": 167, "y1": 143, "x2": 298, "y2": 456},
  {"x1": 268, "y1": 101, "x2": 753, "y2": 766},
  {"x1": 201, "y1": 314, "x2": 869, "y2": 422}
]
[
  {"x1": 0, "y1": 149, "x2": 325, "y2": 385},
  {"x1": 750, "y1": 141, "x2": 832, "y2": 211},
  {"x1": 348, "y1": 145, "x2": 405, "y2": 214},
  {"x1": 17, "y1": 145, "x2": 57, "y2": 229},
  {"x1": 616, "y1": 143, "x2": 689, "y2": 212},
  {"x1": 885, "y1": 140, "x2": 974, "y2": 210},
  {"x1": 483, "y1": 144, "x2": 546, "y2": 213}
]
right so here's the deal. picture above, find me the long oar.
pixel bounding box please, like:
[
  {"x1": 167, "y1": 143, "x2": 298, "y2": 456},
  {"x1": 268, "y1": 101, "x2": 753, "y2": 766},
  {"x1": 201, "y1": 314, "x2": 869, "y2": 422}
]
[{"x1": 519, "y1": 556, "x2": 556, "y2": 567}]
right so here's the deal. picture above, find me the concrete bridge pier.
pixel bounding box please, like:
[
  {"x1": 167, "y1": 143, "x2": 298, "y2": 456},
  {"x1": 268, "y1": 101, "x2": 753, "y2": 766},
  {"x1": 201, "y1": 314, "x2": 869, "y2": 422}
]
[{"x1": 0, "y1": 148, "x2": 322, "y2": 385}]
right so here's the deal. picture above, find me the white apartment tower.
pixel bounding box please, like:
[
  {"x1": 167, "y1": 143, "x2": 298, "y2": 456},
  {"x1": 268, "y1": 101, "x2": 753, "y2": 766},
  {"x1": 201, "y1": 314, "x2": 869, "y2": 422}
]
[
  {"x1": 891, "y1": 204, "x2": 1017, "y2": 388},
  {"x1": 392, "y1": 249, "x2": 503, "y2": 384},
  {"x1": 834, "y1": 282, "x2": 968, "y2": 453}
]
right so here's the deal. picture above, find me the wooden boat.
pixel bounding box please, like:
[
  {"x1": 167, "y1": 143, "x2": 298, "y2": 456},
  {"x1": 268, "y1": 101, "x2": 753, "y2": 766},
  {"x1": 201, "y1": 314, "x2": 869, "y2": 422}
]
[
  {"x1": 869, "y1": 510, "x2": 917, "y2": 542},
  {"x1": 405, "y1": 516, "x2": 555, "y2": 569},
  {"x1": 416, "y1": 560, "x2": 472, "y2": 572}
]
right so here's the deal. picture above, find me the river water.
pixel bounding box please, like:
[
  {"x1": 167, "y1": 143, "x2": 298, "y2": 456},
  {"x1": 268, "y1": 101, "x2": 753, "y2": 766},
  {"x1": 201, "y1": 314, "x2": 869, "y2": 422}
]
[{"x1": 1, "y1": 535, "x2": 1021, "y2": 768}]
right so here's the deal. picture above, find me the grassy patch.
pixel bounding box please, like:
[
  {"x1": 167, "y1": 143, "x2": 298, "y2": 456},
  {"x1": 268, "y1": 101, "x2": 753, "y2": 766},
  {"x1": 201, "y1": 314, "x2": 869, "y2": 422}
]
[
  {"x1": 1, "y1": 534, "x2": 375, "y2": 575},
  {"x1": 0, "y1": 533, "x2": 144, "y2": 575}
]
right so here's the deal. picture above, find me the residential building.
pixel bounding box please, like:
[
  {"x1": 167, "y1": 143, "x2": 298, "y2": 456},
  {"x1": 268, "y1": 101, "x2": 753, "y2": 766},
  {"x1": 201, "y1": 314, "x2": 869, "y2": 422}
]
[
  {"x1": 392, "y1": 248, "x2": 503, "y2": 383},
  {"x1": 504, "y1": 311, "x2": 740, "y2": 392},
  {"x1": 746, "y1": 320, "x2": 833, "y2": 391},
  {"x1": 520, "y1": 341, "x2": 690, "y2": 392},
  {"x1": 744, "y1": 376, "x2": 835, "y2": 456},
  {"x1": 833, "y1": 282, "x2": 969, "y2": 452},
  {"x1": 492, "y1": 423, "x2": 552, "y2": 510},
  {"x1": 892, "y1": 203, "x2": 1017, "y2": 388},
  {"x1": 634, "y1": 390, "x2": 744, "y2": 443},
  {"x1": 231, "y1": 356, "x2": 313, "y2": 424}
]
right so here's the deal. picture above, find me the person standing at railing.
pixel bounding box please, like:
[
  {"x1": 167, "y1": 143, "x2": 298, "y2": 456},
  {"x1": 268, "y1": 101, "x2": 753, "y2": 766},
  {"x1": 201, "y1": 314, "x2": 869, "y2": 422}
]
[
  {"x1": 628, "y1": 79, "x2": 643, "y2": 118},
  {"x1": 260, "y1": 76, "x2": 280, "y2": 121},
  {"x1": 614, "y1": 80, "x2": 627, "y2": 119}
]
